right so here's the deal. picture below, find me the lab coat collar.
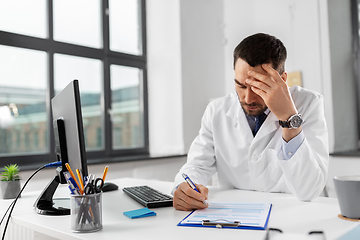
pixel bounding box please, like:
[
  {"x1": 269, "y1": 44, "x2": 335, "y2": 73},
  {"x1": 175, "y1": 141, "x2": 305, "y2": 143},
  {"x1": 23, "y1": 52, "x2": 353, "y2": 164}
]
[
  {"x1": 225, "y1": 93, "x2": 253, "y2": 143},
  {"x1": 225, "y1": 93, "x2": 279, "y2": 142},
  {"x1": 254, "y1": 111, "x2": 278, "y2": 141}
]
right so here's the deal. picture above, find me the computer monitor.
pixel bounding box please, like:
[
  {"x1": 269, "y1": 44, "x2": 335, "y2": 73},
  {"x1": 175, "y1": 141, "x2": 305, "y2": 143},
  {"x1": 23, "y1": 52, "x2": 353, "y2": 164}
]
[
  {"x1": 34, "y1": 80, "x2": 89, "y2": 215},
  {"x1": 52, "y1": 79, "x2": 88, "y2": 182}
]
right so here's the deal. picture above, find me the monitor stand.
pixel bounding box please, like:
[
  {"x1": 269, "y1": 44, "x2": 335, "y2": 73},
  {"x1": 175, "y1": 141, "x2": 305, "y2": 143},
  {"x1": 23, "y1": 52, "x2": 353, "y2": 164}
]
[{"x1": 34, "y1": 175, "x2": 70, "y2": 215}]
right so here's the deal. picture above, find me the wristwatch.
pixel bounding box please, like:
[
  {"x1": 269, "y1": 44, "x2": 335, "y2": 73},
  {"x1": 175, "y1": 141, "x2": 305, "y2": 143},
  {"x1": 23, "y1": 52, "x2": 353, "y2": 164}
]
[{"x1": 279, "y1": 114, "x2": 303, "y2": 129}]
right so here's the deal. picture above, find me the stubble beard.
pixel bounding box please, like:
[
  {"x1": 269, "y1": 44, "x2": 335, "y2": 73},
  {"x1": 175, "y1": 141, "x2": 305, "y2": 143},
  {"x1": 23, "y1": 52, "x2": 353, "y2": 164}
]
[{"x1": 240, "y1": 101, "x2": 267, "y2": 116}]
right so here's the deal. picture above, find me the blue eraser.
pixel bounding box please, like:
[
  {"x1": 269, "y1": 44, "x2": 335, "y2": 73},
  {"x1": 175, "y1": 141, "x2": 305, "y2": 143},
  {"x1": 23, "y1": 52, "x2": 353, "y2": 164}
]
[{"x1": 123, "y1": 208, "x2": 156, "y2": 219}]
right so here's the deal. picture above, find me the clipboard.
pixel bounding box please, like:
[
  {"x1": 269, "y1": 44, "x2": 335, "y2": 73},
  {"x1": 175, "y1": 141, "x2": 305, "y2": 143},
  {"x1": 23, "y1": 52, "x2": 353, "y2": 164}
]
[{"x1": 177, "y1": 202, "x2": 272, "y2": 230}]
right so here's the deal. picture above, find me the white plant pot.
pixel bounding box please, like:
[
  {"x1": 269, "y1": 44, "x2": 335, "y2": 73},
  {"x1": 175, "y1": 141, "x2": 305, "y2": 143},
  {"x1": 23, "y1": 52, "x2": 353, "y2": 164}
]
[{"x1": 0, "y1": 180, "x2": 21, "y2": 199}]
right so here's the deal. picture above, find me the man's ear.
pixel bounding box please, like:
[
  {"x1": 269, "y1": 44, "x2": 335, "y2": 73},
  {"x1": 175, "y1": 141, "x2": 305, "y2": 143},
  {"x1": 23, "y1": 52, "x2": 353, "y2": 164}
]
[{"x1": 281, "y1": 71, "x2": 287, "y2": 83}]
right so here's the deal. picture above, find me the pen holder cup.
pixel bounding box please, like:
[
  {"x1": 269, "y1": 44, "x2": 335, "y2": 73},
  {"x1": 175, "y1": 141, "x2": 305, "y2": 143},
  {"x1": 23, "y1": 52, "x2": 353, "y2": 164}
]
[{"x1": 70, "y1": 192, "x2": 102, "y2": 233}]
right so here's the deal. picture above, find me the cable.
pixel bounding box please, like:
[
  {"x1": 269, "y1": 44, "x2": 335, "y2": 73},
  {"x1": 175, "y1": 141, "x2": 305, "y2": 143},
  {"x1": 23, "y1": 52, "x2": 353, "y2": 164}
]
[
  {"x1": 1, "y1": 165, "x2": 44, "y2": 240},
  {"x1": 44, "y1": 162, "x2": 62, "y2": 168},
  {"x1": 0, "y1": 201, "x2": 14, "y2": 226},
  {"x1": 0, "y1": 162, "x2": 61, "y2": 227},
  {"x1": 1, "y1": 161, "x2": 61, "y2": 240}
]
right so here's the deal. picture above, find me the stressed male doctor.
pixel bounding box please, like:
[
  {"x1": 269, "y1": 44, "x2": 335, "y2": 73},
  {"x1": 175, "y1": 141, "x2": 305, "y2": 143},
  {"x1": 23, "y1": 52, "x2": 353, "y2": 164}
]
[{"x1": 172, "y1": 33, "x2": 329, "y2": 211}]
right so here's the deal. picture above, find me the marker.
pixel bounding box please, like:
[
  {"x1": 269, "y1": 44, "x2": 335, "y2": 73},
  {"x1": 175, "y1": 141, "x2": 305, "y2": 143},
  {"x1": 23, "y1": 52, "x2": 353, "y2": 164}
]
[
  {"x1": 182, "y1": 173, "x2": 207, "y2": 205},
  {"x1": 102, "y1": 166, "x2": 109, "y2": 182}
]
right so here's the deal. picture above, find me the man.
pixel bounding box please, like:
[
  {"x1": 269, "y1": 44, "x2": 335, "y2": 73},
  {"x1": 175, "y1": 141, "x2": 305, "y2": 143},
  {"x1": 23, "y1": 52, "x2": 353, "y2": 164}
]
[{"x1": 173, "y1": 33, "x2": 329, "y2": 211}]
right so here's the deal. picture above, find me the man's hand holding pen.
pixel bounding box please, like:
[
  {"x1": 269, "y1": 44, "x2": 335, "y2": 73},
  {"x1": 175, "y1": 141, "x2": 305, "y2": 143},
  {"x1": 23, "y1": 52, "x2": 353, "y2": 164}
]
[{"x1": 173, "y1": 181, "x2": 209, "y2": 211}]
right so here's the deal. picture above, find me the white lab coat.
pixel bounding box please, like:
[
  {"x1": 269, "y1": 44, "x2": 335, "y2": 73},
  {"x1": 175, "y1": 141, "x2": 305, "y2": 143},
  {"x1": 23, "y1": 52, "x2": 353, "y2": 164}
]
[{"x1": 174, "y1": 86, "x2": 329, "y2": 201}]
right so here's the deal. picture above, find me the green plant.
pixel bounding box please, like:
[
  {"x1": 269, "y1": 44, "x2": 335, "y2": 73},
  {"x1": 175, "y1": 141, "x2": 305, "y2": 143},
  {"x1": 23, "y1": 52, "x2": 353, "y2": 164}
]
[{"x1": 1, "y1": 164, "x2": 20, "y2": 181}]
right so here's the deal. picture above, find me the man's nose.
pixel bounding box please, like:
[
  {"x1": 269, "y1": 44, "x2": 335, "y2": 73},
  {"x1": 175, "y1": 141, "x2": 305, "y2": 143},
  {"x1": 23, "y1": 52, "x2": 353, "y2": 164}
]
[{"x1": 244, "y1": 87, "x2": 256, "y2": 104}]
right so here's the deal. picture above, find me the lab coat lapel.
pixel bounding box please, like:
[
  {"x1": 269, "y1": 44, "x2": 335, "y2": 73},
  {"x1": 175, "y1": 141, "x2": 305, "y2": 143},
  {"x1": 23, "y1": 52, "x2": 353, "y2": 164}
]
[
  {"x1": 226, "y1": 96, "x2": 253, "y2": 144},
  {"x1": 253, "y1": 112, "x2": 278, "y2": 142}
]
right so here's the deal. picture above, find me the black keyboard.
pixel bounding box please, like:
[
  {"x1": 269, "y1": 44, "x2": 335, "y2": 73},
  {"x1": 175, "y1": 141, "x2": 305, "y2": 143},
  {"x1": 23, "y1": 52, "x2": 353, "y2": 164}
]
[{"x1": 123, "y1": 185, "x2": 173, "y2": 208}]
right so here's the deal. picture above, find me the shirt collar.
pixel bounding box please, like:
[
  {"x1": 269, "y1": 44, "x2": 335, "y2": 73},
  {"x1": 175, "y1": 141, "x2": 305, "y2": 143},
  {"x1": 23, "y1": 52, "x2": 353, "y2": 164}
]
[{"x1": 246, "y1": 108, "x2": 270, "y2": 120}]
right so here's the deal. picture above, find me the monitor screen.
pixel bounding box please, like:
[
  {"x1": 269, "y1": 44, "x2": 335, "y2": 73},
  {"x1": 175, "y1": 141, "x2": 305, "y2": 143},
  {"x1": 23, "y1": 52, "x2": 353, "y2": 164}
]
[{"x1": 52, "y1": 79, "x2": 88, "y2": 181}]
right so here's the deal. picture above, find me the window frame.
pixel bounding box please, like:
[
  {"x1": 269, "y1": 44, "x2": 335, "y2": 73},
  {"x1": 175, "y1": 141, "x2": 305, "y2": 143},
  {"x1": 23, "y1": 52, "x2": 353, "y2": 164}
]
[
  {"x1": 351, "y1": 0, "x2": 360, "y2": 146},
  {"x1": 0, "y1": 0, "x2": 149, "y2": 168}
]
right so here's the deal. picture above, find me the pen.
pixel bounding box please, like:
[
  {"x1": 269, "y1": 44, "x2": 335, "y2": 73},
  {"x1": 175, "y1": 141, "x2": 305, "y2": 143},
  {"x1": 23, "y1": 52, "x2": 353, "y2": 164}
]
[
  {"x1": 67, "y1": 180, "x2": 79, "y2": 195},
  {"x1": 69, "y1": 177, "x2": 80, "y2": 193},
  {"x1": 84, "y1": 174, "x2": 92, "y2": 186},
  {"x1": 182, "y1": 173, "x2": 200, "y2": 192},
  {"x1": 182, "y1": 173, "x2": 207, "y2": 205},
  {"x1": 68, "y1": 186, "x2": 77, "y2": 195},
  {"x1": 64, "y1": 172, "x2": 79, "y2": 195},
  {"x1": 65, "y1": 163, "x2": 83, "y2": 195},
  {"x1": 102, "y1": 166, "x2": 108, "y2": 182}
]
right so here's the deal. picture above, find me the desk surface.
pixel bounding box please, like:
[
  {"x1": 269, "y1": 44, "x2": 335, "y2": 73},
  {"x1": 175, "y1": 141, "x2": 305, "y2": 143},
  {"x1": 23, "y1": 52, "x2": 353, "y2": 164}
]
[{"x1": 0, "y1": 178, "x2": 358, "y2": 240}]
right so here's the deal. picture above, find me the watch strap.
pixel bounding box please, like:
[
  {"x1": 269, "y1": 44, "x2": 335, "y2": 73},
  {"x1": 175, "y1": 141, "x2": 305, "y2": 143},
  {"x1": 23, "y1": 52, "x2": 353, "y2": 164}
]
[
  {"x1": 279, "y1": 114, "x2": 302, "y2": 129},
  {"x1": 278, "y1": 119, "x2": 291, "y2": 128}
]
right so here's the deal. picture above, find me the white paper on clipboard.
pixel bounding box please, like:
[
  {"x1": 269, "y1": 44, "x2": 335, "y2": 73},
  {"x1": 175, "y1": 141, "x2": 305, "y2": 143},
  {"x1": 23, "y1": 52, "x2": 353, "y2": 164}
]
[{"x1": 179, "y1": 202, "x2": 272, "y2": 228}]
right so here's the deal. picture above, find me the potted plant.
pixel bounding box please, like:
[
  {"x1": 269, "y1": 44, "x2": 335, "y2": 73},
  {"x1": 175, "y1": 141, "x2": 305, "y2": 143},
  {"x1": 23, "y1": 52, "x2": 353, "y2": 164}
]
[{"x1": 0, "y1": 164, "x2": 21, "y2": 199}]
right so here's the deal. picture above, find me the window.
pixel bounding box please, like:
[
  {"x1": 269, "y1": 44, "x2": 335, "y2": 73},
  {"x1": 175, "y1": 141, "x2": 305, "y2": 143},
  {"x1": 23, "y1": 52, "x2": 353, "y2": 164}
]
[
  {"x1": 0, "y1": 0, "x2": 148, "y2": 168},
  {"x1": 110, "y1": 65, "x2": 144, "y2": 150},
  {"x1": 54, "y1": 54, "x2": 103, "y2": 151},
  {"x1": 0, "y1": 0, "x2": 47, "y2": 38},
  {"x1": 53, "y1": 0, "x2": 102, "y2": 48},
  {"x1": 0, "y1": 46, "x2": 47, "y2": 156},
  {"x1": 109, "y1": 0, "x2": 142, "y2": 55}
]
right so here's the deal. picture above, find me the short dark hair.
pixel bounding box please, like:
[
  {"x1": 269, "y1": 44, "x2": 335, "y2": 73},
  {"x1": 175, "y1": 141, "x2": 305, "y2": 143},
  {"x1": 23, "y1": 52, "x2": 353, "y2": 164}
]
[{"x1": 233, "y1": 33, "x2": 287, "y2": 74}]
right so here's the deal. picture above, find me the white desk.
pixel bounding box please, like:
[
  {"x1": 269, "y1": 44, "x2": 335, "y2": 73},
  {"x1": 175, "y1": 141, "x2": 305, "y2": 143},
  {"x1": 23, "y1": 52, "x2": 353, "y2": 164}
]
[{"x1": 0, "y1": 178, "x2": 358, "y2": 240}]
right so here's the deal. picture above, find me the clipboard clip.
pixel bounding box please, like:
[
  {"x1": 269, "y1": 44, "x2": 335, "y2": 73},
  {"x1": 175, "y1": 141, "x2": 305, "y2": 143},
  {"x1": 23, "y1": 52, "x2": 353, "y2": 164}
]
[{"x1": 202, "y1": 219, "x2": 241, "y2": 228}]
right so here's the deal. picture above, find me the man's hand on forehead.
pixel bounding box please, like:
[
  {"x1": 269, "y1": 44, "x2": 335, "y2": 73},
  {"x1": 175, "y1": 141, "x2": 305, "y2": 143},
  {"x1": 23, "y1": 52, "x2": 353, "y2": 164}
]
[{"x1": 245, "y1": 64, "x2": 297, "y2": 121}]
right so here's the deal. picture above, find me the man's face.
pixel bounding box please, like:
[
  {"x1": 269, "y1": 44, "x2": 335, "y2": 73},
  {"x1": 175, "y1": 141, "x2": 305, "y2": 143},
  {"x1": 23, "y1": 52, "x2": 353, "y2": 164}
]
[{"x1": 234, "y1": 58, "x2": 268, "y2": 116}]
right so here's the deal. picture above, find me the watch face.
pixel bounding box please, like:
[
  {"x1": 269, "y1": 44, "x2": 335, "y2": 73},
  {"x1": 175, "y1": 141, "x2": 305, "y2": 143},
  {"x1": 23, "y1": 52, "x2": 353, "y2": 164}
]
[{"x1": 289, "y1": 115, "x2": 303, "y2": 128}]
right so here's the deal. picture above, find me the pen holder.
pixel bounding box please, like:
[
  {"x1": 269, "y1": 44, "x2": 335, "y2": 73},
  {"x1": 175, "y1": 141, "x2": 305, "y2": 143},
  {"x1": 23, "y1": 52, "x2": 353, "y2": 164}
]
[{"x1": 70, "y1": 192, "x2": 102, "y2": 233}]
